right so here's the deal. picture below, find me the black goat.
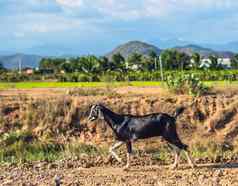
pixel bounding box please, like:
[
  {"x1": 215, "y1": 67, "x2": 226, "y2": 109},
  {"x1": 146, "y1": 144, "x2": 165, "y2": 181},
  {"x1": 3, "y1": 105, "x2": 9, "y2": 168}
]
[{"x1": 88, "y1": 104, "x2": 195, "y2": 169}]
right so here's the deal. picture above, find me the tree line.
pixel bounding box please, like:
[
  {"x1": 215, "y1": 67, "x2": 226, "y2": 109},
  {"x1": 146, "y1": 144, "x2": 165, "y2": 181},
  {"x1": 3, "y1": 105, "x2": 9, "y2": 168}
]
[
  {"x1": 39, "y1": 50, "x2": 238, "y2": 74},
  {"x1": 0, "y1": 61, "x2": 5, "y2": 71},
  {"x1": 1, "y1": 50, "x2": 238, "y2": 82}
]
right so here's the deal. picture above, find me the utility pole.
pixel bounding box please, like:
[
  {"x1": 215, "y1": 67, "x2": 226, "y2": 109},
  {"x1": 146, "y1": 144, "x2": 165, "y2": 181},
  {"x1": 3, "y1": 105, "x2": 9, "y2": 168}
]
[
  {"x1": 159, "y1": 55, "x2": 164, "y2": 81},
  {"x1": 154, "y1": 57, "x2": 157, "y2": 70},
  {"x1": 19, "y1": 58, "x2": 22, "y2": 74}
]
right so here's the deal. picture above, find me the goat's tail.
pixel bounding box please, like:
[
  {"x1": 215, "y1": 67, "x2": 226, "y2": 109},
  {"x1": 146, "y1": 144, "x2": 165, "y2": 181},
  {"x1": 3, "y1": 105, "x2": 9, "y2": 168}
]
[{"x1": 174, "y1": 107, "x2": 185, "y2": 119}]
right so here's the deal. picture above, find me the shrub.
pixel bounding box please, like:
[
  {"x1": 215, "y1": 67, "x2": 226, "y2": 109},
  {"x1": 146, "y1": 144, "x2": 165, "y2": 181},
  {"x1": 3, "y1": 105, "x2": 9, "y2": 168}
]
[
  {"x1": 99, "y1": 72, "x2": 126, "y2": 82},
  {"x1": 166, "y1": 73, "x2": 209, "y2": 96},
  {"x1": 0, "y1": 131, "x2": 63, "y2": 163}
]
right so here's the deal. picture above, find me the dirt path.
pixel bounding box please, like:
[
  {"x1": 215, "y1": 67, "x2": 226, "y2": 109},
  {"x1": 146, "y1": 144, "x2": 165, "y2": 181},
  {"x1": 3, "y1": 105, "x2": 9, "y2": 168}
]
[
  {"x1": 0, "y1": 86, "x2": 166, "y2": 98},
  {"x1": 1, "y1": 163, "x2": 238, "y2": 186}
]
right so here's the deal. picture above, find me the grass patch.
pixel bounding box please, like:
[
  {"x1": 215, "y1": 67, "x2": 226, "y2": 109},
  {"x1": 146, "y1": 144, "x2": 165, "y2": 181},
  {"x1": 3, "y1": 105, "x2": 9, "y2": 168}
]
[
  {"x1": 63, "y1": 142, "x2": 107, "y2": 157},
  {"x1": 0, "y1": 81, "x2": 238, "y2": 90},
  {"x1": 151, "y1": 146, "x2": 171, "y2": 162},
  {"x1": 190, "y1": 141, "x2": 235, "y2": 161},
  {"x1": 0, "y1": 131, "x2": 63, "y2": 163},
  {"x1": 204, "y1": 81, "x2": 238, "y2": 88},
  {"x1": 0, "y1": 131, "x2": 105, "y2": 164},
  {"x1": 0, "y1": 132, "x2": 237, "y2": 164},
  {"x1": 0, "y1": 81, "x2": 162, "y2": 90}
]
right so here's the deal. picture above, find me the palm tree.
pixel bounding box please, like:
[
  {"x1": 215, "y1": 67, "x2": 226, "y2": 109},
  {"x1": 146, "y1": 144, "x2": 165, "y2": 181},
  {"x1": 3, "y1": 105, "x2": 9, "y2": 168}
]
[
  {"x1": 148, "y1": 50, "x2": 158, "y2": 71},
  {"x1": 111, "y1": 53, "x2": 126, "y2": 72},
  {"x1": 79, "y1": 55, "x2": 100, "y2": 73},
  {"x1": 127, "y1": 53, "x2": 142, "y2": 71},
  {"x1": 208, "y1": 55, "x2": 218, "y2": 70},
  {"x1": 191, "y1": 53, "x2": 201, "y2": 69},
  {"x1": 97, "y1": 56, "x2": 108, "y2": 71},
  {"x1": 141, "y1": 56, "x2": 154, "y2": 71},
  {"x1": 0, "y1": 61, "x2": 4, "y2": 70},
  {"x1": 231, "y1": 54, "x2": 238, "y2": 69},
  {"x1": 177, "y1": 52, "x2": 190, "y2": 71}
]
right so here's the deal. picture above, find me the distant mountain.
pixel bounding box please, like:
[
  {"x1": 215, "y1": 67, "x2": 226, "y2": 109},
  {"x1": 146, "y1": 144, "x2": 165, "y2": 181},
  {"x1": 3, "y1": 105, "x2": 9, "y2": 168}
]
[
  {"x1": 25, "y1": 42, "x2": 109, "y2": 56},
  {"x1": 25, "y1": 44, "x2": 74, "y2": 56},
  {"x1": 0, "y1": 51, "x2": 15, "y2": 56},
  {"x1": 150, "y1": 38, "x2": 193, "y2": 49},
  {"x1": 106, "y1": 41, "x2": 162, "y2": 59},
  {"x1": 173, "y1": 44, "x2": 234, "y2": 58},
  {"x1": 205, "y1": 41, "x2": 238, "y2": 53},
  {"x1": 0, "y1": 54, "x2": 43, "y2": 69}
]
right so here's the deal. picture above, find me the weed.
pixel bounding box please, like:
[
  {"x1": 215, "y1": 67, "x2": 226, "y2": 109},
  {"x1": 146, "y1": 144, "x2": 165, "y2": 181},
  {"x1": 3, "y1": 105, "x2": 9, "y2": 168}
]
[
  {"x1": 166, "y1": 73, "x2": 209, "y2": 96},
  {"x1": 150, "y1": 145, "x2": 171, "y2": 162}
]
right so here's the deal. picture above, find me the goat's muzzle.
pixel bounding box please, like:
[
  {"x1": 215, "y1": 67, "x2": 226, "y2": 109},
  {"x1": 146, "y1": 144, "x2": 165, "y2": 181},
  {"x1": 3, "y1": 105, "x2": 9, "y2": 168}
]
[{"x1": 87, "y1": 116, "x2": 96, "y2": 122}]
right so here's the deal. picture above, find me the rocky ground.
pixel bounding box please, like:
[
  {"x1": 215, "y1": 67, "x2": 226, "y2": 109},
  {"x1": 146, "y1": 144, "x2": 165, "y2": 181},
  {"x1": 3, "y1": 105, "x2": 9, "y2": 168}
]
[{"x1": 1, "y1": 162, "x2": 238, "y2": 186}]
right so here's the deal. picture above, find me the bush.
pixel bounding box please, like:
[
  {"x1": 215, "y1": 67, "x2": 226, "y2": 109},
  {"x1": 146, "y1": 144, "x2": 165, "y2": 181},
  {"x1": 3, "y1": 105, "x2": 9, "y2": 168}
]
[
  {"x1": 2, "y1": 70, "x2": 238, "y2": 83},
  {"x1": 99, "y1": 72, "x2": 126, "y2": 82},
  {"x1": 58, "y1": 73, "x2": 99, "y2": 82},
  {"x1": 166, "y1": 73, "x2": 209, "y2": 96}
]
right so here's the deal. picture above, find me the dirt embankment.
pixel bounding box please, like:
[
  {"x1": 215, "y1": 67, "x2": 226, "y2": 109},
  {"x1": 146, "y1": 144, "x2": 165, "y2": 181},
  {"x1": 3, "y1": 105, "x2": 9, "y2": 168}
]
[{"x1": 1, "y1": 87, "x2": 238, "y2": 147}]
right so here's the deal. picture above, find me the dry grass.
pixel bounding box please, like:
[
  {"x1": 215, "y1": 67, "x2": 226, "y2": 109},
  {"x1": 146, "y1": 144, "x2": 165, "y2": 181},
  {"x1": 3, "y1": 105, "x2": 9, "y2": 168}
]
[{"x1": 1, "y1": 89, "x2": 238, "y2": 164}]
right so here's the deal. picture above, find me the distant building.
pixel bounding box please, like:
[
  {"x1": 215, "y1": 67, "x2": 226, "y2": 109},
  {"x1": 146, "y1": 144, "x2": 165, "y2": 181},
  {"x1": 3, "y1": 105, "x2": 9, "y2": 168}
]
[
  {"x1": 23, "y1": 67, "x2": 34, "y2": 75},
  {"x1": 199, "y1": 57, "x2": 231, "y2": 69},
  {"x1": 200, "y1": 58, "x2": 212, "y2": 69},
  {"x1": 218, "y1": 58, "x2": 231, "y2": 69}
]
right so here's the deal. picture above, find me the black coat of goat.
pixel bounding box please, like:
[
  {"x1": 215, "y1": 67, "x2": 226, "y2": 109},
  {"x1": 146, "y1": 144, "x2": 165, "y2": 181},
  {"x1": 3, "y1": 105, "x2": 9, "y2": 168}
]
[{"x1": 88, "y1": 104, "x2": 195, "y2": 169}]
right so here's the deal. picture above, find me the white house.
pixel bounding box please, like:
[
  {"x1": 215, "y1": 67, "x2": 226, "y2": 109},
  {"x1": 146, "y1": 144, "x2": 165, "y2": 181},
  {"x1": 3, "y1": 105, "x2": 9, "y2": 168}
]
[
  {"x1": 218, "y1": 58, "x2": 231, "y2": 68},
  {"x1": 199, "y1": 57, "x2": 231, "y2": 69},
  {"x1": 200, "y1": 58, "x2": 212, "y2": 68}
]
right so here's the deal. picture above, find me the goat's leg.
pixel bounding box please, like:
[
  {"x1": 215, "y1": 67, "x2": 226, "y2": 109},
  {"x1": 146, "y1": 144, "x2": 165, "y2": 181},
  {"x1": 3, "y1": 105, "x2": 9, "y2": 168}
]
[
  {"x1": 184, "y1": 150, "x2": 195, "y2": 168},
  {"x1": 123, "y1": 141, "x2": 132, "y2": 170},
  {"x1": 164, "y1": 137, "x2": 185, "y2": 169},
  {"x1": 171, "y1": 149, "x2": 180, "y2": 169},
  {"x1": 109, "y1": 141, "x2": 124, "y2": 163}
]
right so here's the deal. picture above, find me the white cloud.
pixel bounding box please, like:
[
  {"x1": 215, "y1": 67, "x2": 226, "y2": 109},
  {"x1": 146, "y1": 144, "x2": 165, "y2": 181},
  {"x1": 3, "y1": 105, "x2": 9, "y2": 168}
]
[
  {"x1": 31, "y1": 24, "x2": 49, "y2": 33},
  {"x1": 55, "y1": 0, "x2": 83, "y2": 8},
  {"x1": 2, "y1": 0, "x2": 238, "y2": 50},
  {"x1": 12, "y1": 13, "x2": 85, "y2": 37},
  {"x1": 53, "y1": 0, "x2": 238, "y2": 20}
]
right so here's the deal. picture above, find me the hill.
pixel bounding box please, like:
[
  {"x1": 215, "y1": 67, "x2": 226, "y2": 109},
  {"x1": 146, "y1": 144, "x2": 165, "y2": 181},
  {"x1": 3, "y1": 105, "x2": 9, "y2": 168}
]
[
  {"x1": 106, "y1": 41, "x2": 234, "y2": 60},
  {"x1": 173, "y1": 44, "x2": 234, "y2": 58},
  {"x1": 105, "y1": 41, "x2": 162, "y2": 59},
  {"x1": 205, "y1": 41, "x2": 238, "y2": 53},
  {"x1": 0, "y1": 54, "x2": 42, "y2": 69}
]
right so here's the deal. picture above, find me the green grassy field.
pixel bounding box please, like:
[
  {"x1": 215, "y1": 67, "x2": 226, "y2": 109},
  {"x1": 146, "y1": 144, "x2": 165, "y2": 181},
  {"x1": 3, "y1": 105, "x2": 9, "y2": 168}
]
[
  {"x1": 0, "y1": 81, "x2": 163, "y2": 89},
  {"x1": 0, "y1": 81, "x2": 238, "y2": 90}
]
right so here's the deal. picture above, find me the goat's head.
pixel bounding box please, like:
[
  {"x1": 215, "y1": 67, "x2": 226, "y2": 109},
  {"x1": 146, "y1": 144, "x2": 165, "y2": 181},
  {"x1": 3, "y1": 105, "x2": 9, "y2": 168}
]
[{"x1": 88, "y1": 104, "x2": 104, "y2": 122}]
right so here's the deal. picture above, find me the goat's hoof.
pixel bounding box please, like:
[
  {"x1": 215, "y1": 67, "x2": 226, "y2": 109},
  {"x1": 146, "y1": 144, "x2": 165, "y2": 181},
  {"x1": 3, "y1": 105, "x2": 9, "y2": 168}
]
[
  {"x1": 123, "y1": 166, "x2": 130, "y2": 171},
  {"x1": 105, "y1": 156, "x2": 112, "y2": 163},
  {"x1": 170, "y1": 164, "x2": 178, "y2": 170},
  {"x1": 190, "y1": 164, "x2": 197, "y2": 169},
  {"x1": 117, "y1": 158, "x2": 122, "y2": 163}
]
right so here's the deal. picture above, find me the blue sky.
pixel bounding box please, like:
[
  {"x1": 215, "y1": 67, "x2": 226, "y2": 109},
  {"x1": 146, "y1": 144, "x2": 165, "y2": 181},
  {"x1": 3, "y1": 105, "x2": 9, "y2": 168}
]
[{"x1": 1, "y1": 0, "x2": 238, "y2": 55}]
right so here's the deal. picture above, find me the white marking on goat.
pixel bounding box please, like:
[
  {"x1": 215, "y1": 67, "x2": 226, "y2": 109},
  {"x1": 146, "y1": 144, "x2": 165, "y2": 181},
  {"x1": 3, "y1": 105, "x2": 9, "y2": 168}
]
[{"x1": 109, "y1": 141, "x2": 124, "y2": 162}]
